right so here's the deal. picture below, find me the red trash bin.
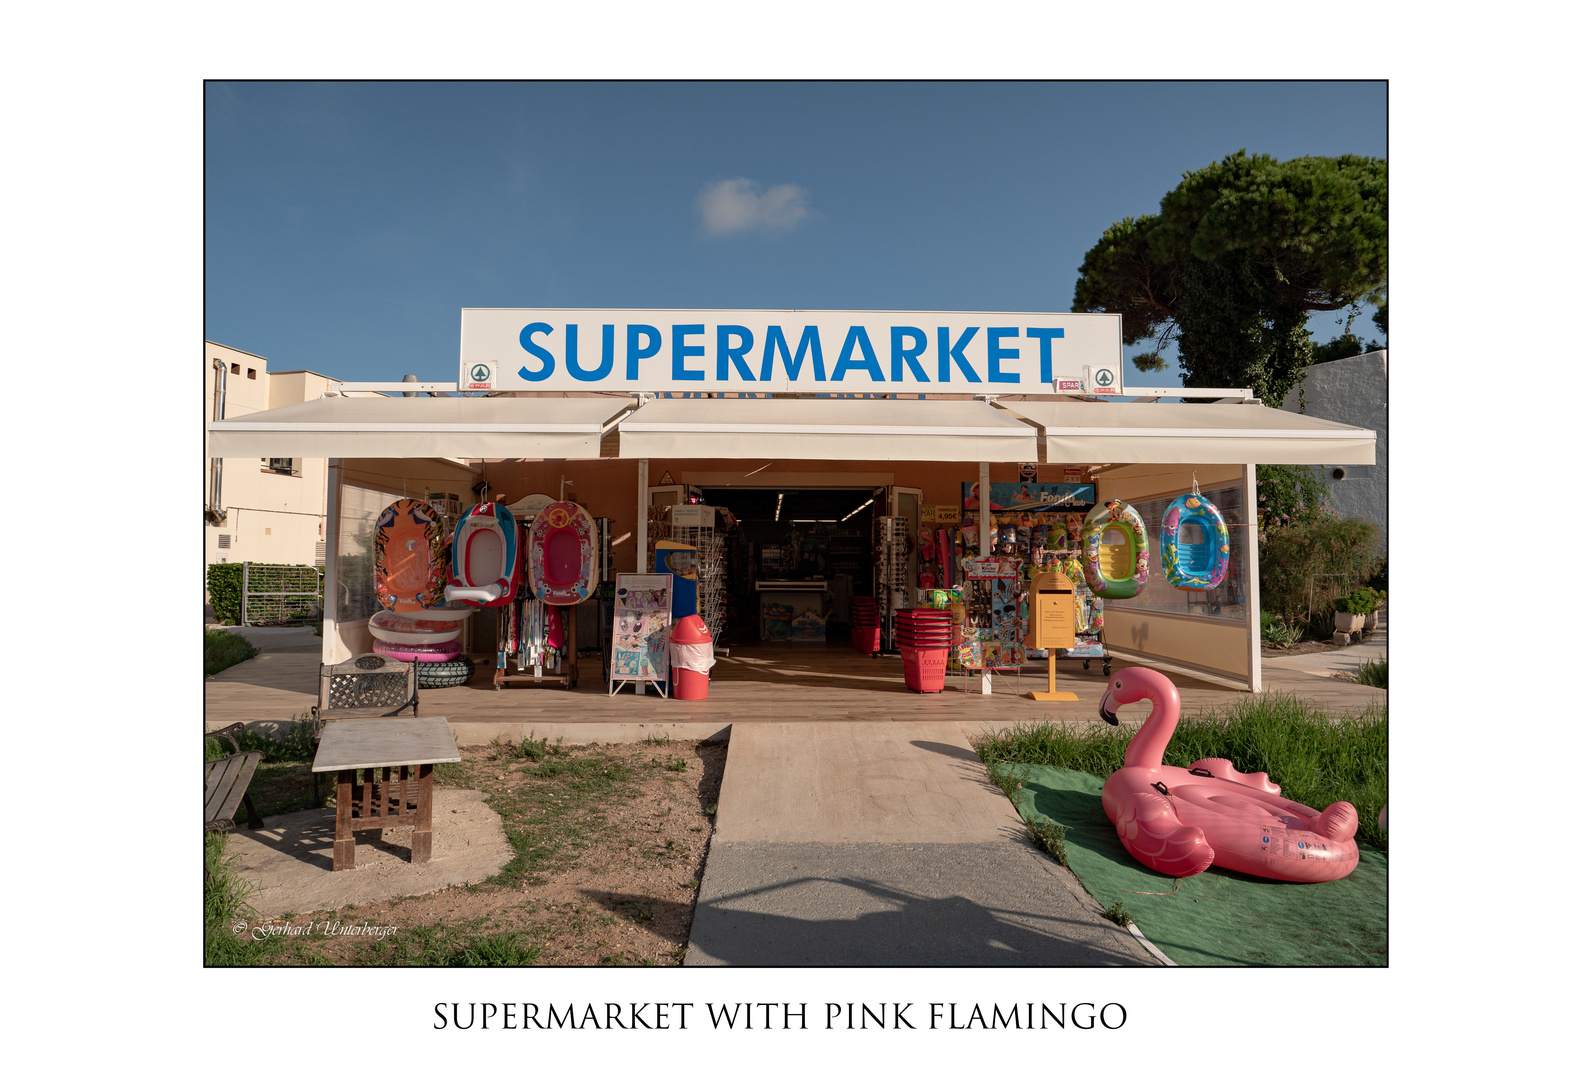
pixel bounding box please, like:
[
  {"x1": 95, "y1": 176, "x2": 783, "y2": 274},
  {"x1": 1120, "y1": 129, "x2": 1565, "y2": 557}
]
[{"x1": 669, "y1": 615, "x2": 714, "y2": 700}]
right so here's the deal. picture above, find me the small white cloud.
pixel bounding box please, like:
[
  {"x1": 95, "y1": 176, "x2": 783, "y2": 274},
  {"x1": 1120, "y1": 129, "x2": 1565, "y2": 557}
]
[{"x1": 697, "y1": 178, "x2": 812, "y2": 236}]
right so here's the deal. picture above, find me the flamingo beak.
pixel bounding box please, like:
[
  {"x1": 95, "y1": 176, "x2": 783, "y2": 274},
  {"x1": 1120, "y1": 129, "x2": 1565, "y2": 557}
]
[{"x1": 1099, "y1": 688, "x2": 1120, "y2": 726}]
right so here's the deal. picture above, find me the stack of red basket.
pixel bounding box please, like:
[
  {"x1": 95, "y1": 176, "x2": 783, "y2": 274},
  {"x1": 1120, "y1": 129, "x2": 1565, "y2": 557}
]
[
  {"x1": 850, "y1": 596, "x2": 881, "y2": 654},
  {"x1": 895, "y1": 608, "x2": 953, "y2": 692}
]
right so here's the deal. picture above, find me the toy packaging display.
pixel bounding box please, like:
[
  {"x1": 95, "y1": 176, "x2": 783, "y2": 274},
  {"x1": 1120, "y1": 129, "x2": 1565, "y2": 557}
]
[{"x1": 1099, "y1": 668, "x2": 1360, "y2": 883}]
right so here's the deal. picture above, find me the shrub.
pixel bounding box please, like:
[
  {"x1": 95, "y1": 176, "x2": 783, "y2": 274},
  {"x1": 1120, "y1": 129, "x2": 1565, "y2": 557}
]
[
  {"x1": 1255, "y1": 464, "x2": 1328, "y2": 534},
  {"x1": 204, "y1": 629, "x2": 259, "y2": 676},
  {"x1": 206, "y1": 564, "x2": 246, "y2": 625},
  {"x1": 1259, "y1": 516, "x2": 1381, "y2": 627},
  {"x1": 1333, "y1": 587, "x2": 1386, "y2": 615},
  {"x1": 1260, "y1": 611, "x2": 1302, "y2": 647}
]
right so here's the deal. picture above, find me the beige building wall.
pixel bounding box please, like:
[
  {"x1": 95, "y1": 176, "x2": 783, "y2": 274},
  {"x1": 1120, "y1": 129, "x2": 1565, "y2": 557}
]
[{"x1": 204, "y1": 342, "x2": 339, "y2": 601}]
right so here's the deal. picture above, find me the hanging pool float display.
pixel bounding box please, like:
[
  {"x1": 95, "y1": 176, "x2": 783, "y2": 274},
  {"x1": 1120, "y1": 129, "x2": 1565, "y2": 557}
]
[
  {"x1": 1081, "y1": 500, "x2": 1149, "y2": 599},
  {"x1": 1160, "y1": 492, "x2": 1230, "y2": 591},
  {"x1": 527, "y1": 500, "x2": 598, "y2": 605},
  {"x1": 373, "y1": 498, "x2": 449, "y2": 612},
  {"x1": 444, "y1": 502, "x2": 521, "y2": 607}
]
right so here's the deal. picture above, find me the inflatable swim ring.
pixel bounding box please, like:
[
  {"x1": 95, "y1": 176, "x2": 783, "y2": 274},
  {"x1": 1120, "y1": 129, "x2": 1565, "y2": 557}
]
[
  {"x1": 445, "y1": 502, "x2": 520, "y2": 607},
  {"x1": 372, "y1": 638, "x2": 463, "y2": 663},
  {"x1": 369, "y1": 609, "x2": 464, "y2": 645},
  {"x1": 1099, "y1": 667, "x2": 1359, "y2": 882},
  {"x1": 1081, "y1": 500, "x2": 1149, "y2": 599},
  {"x1": 374, "y1": 498, "x2": 449, "y2": 612},
  {"x1": 1160, "y1": 493, "x2": 1230, "y2": 591},
  {"x1": 398, "y1": 600, "x2": 477, "y2": 623},
  {"x1": 528, "y1": 501, "x2": 597, "y2": 605}
]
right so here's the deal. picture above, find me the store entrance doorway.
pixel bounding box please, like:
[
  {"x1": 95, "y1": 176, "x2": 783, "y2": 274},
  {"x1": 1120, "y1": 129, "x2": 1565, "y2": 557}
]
[{"x1": 700, "y1": 486, "x2": 880, "y2": 647}]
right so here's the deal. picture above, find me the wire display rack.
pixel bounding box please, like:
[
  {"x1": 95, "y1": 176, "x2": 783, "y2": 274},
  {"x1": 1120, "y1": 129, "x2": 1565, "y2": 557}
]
[
  {"x1": 671, "y1": 520, "x2": 726, "y2": 642},
  {"x1": 874, "y1": 515, "x2": 909, "y2": 652}
]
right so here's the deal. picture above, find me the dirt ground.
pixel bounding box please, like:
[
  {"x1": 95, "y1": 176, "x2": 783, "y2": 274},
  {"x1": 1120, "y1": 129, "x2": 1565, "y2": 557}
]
[{"x1": 238, "y1": 737, "x2": 727, "y2": 966}]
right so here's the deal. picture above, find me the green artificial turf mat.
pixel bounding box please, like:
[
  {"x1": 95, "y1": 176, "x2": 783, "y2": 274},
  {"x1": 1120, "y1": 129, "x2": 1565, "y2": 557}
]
[{"x1": 1013, "y1": 766, "x2": 1387, "y2": 966}]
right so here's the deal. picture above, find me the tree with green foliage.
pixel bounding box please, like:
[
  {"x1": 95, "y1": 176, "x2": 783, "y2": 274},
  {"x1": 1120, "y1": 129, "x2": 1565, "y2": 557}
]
[{"x1": 1072, "y1": 151, "x2": 1387, "y2": 406}]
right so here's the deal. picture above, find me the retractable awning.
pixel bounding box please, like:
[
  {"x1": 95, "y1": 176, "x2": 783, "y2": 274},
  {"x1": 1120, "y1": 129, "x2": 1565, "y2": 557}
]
[
  {"x1": 616, "y1": 397, "x2": 1040, "y2": 461},
  {"x1": 205, "y1": 396, "x2": 630, "y2": 459},
  {"x1": 993, "y1": 400, "x2": 1377, "y2": 465}
]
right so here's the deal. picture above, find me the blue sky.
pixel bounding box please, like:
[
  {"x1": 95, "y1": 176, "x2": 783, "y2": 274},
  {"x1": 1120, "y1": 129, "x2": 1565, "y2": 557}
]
[{"x1": 205, "y1": 81, "x2": 1387, "y2": 387}]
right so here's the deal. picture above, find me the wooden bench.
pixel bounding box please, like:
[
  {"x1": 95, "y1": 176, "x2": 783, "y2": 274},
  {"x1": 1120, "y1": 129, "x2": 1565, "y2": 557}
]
[{"x1": 205, "y1": 723, "x2": 265, "y2": 833}]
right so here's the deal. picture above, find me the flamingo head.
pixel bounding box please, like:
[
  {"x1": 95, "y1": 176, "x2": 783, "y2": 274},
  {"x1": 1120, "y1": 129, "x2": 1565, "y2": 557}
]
[{"x1": 1098, "y1": 666, "x2": 1179, "y2": 726}]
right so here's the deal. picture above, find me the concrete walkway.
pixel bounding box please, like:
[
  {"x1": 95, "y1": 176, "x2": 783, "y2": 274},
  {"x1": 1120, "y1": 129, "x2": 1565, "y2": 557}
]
[
  {"x1": 1263, "y1": 617, "x2": 1387, "y2": 679},
  {"x1": 683, "y1": 722, "x2": 1159, "y2": 966}
]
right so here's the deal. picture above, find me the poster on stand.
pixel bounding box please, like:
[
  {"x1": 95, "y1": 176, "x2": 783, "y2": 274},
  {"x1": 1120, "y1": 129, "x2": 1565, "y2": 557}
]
[
  {"x1": 960, "y1": 556, "x2": 1025, "y2": 669},
  {"x1": 609, "y1": 573, "x2": 673, "y2": 696}
]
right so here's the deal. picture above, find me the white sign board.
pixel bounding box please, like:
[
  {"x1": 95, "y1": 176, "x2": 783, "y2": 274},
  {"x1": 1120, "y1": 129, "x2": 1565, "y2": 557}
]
[{"x1": 460, "y1": 309, "x2": 1122, "y2": 393}]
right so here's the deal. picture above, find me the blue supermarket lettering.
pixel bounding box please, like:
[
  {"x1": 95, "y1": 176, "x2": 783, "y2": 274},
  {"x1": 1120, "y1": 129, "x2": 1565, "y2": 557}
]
[{"x1": 514, "y1": 322, "x2": 1083, "y2": 386}]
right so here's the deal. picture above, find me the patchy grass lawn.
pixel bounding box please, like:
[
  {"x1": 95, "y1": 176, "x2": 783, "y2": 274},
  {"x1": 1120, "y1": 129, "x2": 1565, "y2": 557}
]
[
  {"x1": 210, "y1": 734, "x2": 727, "y2": 966},
  {"x1": 974, "y1": 693, "x2": 1388, "y2": 852}
]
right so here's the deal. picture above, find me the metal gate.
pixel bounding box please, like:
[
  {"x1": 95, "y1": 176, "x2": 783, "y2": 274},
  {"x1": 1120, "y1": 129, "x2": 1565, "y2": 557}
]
[{"x1": 242, "y1": 563, "x2": 324, "y2": 626}]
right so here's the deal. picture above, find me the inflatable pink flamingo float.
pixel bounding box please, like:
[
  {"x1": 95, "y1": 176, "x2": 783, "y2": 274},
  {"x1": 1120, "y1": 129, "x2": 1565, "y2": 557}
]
[{"x1": 1099, "y1": 667, "x2": 1360, "y2": 883}]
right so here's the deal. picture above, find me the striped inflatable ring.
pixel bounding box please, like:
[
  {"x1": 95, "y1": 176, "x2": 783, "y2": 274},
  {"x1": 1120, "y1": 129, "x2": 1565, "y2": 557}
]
[
  {"x1": 1160, "y1": 493, "x2": 1230, "y2": 591},
  {"x1": 1081, "y1": 500, "x2": 1149, "y2": 600},
  {"x1": 373, "y1": 639, "x2": 463, "y2": 663}
]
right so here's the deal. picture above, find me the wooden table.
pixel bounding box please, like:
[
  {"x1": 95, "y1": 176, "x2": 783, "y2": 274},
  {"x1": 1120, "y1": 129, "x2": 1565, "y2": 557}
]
[{"x1": 311, "y1": 717, "x2": 460, "y2": 872}]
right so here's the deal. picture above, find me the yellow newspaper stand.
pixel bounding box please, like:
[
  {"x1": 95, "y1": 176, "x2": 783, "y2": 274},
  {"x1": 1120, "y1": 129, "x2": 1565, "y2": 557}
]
[{"x1": 1024, "y1": 570, "x2": 1079, "y2": 701}]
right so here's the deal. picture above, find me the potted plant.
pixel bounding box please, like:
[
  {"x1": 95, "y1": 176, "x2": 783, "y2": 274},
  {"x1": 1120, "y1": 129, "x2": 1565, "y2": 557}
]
[
  {"x1": 1333, "y1": 588, "x2": 1382, "y2": 635},
  {"x1": 1333, "y1": 590, "x2": 1372, "y2": 632},
  {"x1": 1362, "y1": 588, "x2": 1386, "y2": 633}
]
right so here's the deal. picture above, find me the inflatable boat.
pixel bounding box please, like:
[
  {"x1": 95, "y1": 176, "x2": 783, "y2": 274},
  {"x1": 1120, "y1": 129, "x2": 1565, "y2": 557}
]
[
  {"x1": 373, "y1": 498, "x2": 449, "y2": 612},
  {"x1": 1160, "y1": 493, "x2": 1230, "y2": 591},
  {"x1": 445, "y1": 502, "x2": 520, "y2": 607},
  {"x1": 1081, "y1": 499, "x2": 1149, "y2": 599},
  {"x1": 528, "y1": 501, "x2": 598, "y2": 605}
]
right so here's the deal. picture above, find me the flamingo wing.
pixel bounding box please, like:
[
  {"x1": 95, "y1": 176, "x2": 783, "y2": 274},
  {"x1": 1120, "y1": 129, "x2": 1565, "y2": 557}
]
[
  {"x1": 1188, "y1": 757, "x2": 1282, "y2": 794},
  {"x1": 1114, "y1": 789, "x2": 1215, "y2": 877}
]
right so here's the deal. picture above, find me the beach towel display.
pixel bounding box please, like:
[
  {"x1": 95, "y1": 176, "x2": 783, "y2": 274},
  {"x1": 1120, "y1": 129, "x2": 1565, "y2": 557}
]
[
  {"x1": 373, "y1": 498, "x2": 449, "y2": 612},
  {"x1": 528, "y1": 501, "x2": 598, "y2": 605},
  {"x1": 609, "y1": 573, "x2": 673, "y2": 696},
  {"x1": 445, "y1": 502, "x2": 520, "y2": 607},
  {"x1": 1160, "y1": 490, "x2": 1230, "y2": 591},
  {"x1": 1081, "y1": 499, "x2": 1149, "y2": 599}
]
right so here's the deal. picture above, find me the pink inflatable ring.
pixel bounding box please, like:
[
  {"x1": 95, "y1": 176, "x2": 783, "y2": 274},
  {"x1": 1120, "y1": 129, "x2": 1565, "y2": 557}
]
[{"x1": 372, "y1": 639, "x2": 463, "y2": 663}]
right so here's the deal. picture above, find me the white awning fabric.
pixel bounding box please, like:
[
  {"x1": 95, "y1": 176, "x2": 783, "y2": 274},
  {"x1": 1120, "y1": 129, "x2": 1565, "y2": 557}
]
[
  {"x1": 993, "y1": 400, "x2": 1377, "y2": 465},
  {"x1": 616, "y1": 397, "x2": 1040, "y2": 462},
  {"x1": 205, "y1": 396, "x2": 630, "y2": 459}
]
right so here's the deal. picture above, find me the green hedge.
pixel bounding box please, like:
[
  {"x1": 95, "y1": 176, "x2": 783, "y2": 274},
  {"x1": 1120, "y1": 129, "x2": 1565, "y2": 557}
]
[{"x1": 206, "y1": 563, "x2": 323, "y2": 625}]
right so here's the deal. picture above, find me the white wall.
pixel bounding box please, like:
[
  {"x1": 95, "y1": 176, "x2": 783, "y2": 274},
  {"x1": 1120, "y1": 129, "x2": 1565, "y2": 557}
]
[{"x1": 1279, "y1": 350, "x2": 1388, "y2": 551}]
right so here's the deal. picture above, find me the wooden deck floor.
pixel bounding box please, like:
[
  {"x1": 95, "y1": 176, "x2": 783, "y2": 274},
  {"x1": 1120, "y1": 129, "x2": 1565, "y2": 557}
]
[{"x1": 204, "y1": 639, "x2": 1386, "y2": 739}]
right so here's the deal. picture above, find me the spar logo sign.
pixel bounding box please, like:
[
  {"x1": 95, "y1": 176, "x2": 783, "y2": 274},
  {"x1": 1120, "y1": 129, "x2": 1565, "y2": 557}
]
[{"x1": 466, "y1": 363, "x2": 494, "y2": 391}]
